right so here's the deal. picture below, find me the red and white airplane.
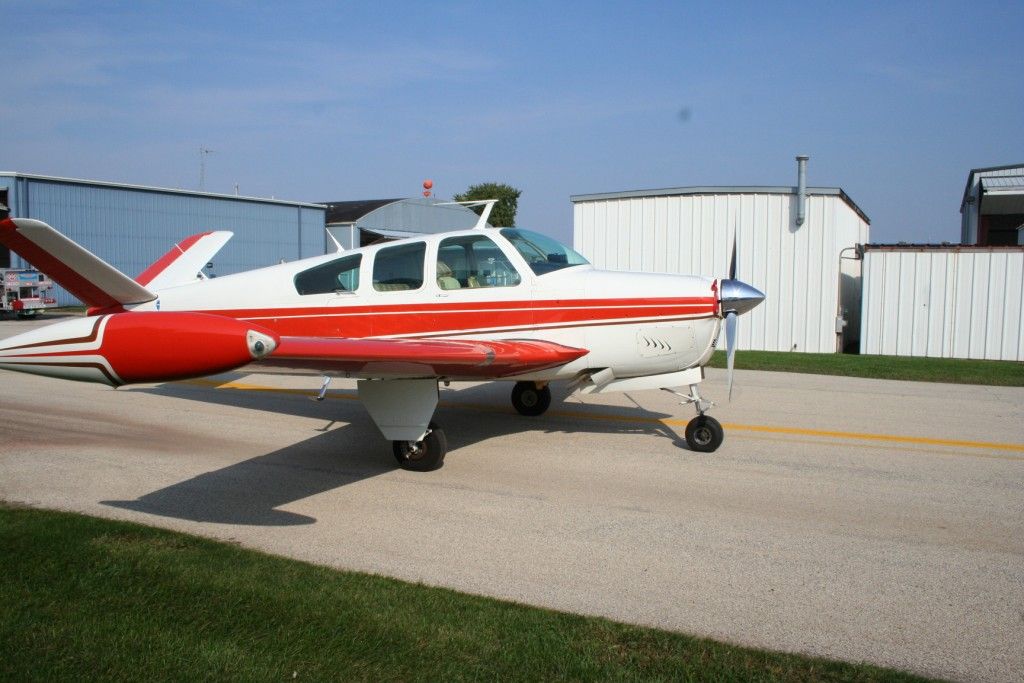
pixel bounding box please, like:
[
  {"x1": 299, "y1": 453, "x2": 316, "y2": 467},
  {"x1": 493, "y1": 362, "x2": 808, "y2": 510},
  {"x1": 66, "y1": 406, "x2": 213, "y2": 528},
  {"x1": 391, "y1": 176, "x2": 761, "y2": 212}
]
[{"x1": 0, "y1": 208, "x2": 763, "y2": 470}]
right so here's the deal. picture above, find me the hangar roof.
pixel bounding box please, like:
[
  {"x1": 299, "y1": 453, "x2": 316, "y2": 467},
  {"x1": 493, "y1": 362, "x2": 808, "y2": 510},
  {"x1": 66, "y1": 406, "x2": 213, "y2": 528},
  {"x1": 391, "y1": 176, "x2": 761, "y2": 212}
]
[
  {"x1": 0, "y1": 171, "x2": 324, "y2": 209},
  {"x1": 320, "y1": 197, "x2": 485, "y2": 234},
  {"x1": 323, "y1": 199, "x2": 403, "y2": 224},
  {"x1": 570, "y1": 185, "x2": 870, "y2": 224},
  {"x1": 960, "y1": 163, "x2": 1024, "y2": 214}
]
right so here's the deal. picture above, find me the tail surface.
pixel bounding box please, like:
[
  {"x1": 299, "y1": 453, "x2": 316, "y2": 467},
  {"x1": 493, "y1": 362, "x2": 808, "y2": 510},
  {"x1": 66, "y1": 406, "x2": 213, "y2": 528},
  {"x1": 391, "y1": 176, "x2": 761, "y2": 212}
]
[
  {"x1": 0, "y1": 218, "x2": 156, "y2": 309},
  {"x1": 136, "y1": 230, "x2": 232, "y2": 290}
]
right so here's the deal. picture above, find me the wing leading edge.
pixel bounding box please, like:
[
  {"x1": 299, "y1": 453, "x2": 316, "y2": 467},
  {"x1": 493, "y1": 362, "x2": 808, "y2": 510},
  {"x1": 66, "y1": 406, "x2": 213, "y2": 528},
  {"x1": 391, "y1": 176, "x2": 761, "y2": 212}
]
[{"x1": 264, "y1": 336, "x2": 588, "y2": 379}]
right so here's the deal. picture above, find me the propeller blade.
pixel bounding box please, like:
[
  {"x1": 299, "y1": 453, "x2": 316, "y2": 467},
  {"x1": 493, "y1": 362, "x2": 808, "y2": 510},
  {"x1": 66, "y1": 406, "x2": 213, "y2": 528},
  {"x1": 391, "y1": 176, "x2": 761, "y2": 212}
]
[
  {"x1": 725, "y1": 310, "x2": 737, "y2": 401},
  {"x1": 728, "y1": 232, "x2": 737, "y2": 281}
]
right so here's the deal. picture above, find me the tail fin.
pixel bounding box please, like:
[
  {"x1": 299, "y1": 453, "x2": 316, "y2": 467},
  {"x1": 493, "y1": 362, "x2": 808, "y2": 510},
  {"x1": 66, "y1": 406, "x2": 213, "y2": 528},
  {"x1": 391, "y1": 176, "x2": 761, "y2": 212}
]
[
  {"x1": 0, "y1": 218, "x2": 156, "y2": 309},
  {"x1": 136, "y1": 231, "x2": 232, "y2": 290}
]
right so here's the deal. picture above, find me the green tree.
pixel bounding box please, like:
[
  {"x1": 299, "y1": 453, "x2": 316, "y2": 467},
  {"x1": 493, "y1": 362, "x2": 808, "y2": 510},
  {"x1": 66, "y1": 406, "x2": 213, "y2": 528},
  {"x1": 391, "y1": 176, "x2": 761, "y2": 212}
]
[{"x1": 453, "y1": 182, "x2": 522, "y2": 227}]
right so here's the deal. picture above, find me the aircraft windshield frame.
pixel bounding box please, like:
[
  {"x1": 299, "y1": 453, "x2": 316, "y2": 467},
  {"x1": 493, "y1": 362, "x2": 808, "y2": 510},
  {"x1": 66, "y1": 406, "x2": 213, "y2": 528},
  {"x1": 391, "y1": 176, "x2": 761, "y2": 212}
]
[{"x1": 499, "y1": 229, "x2": 589, "y2": 276}]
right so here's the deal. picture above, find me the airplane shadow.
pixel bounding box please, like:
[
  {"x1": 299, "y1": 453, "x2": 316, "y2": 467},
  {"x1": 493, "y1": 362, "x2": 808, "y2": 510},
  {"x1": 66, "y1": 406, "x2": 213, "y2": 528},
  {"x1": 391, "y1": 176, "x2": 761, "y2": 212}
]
[
  {"x1": 101, "y1": 378, "x2": 687, "y2": 527},
  {"x1": 103, "y1": 421, "x2": 393, "y2": 526}
]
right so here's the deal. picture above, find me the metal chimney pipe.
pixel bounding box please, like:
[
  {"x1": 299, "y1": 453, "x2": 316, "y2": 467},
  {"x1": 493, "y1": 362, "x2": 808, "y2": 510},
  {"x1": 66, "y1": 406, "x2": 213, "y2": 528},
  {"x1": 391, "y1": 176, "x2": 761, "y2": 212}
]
[{"x1": 795, "y1": 154, "x2": 809, "y2": 226}]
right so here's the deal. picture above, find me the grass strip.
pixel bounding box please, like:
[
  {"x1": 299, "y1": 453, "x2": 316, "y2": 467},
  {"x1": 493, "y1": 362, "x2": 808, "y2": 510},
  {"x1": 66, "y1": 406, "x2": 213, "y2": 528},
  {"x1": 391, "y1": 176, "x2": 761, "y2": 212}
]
[
  {"x1": 0, "y1": 504, "x2": 931, "y2": 682},
  {"x1": 709, "y1": 350, "x2": 1024, "y2": 386}
]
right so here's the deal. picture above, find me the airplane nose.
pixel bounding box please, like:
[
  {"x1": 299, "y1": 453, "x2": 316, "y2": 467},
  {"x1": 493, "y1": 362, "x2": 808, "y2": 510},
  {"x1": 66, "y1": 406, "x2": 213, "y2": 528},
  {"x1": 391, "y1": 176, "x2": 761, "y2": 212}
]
[{"x1": 719, "y1": 279, "x2": 765, "y2": 316}]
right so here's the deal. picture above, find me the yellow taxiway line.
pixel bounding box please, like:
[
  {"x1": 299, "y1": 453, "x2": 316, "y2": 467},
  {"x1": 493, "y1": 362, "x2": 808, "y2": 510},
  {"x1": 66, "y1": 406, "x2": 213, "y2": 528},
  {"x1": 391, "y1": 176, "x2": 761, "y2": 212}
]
[{"x1": 180, "y1": 378, "x2": 1024, "y2": 455}]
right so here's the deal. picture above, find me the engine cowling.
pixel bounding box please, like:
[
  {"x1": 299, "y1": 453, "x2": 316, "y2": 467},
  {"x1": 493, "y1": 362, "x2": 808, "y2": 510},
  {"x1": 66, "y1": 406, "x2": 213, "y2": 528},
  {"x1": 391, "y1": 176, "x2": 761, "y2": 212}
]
[{"x1": 0, "y1": 312, "x2": 278, "y2": 386}]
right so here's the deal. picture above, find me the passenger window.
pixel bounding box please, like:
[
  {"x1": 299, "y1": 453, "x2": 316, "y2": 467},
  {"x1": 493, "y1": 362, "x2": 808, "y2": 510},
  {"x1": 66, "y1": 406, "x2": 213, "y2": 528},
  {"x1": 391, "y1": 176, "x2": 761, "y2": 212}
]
[
  {"x1": 436, "y1": 235, "x2": 522, "y2": 289},
  {"x1": 373, "y1": 242, "x2": 425, "y2": 292},
  {"x1": 294, "y1": 254, "x2": 362, "y2": 295}
]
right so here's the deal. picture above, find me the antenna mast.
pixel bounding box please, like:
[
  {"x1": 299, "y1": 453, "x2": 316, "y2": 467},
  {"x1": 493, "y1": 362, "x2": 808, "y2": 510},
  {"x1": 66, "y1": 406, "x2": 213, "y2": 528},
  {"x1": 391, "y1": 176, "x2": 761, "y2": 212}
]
[{"x1": 199, "y1": 147, "x2": 214, "y2": 191}]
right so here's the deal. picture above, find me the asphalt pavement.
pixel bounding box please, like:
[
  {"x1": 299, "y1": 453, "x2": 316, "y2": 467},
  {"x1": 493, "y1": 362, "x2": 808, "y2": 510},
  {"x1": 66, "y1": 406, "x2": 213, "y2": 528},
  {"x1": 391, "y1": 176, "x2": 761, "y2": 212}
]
[{"x1": 1, "y1": 316, "x2": 1022, "y2": 682}]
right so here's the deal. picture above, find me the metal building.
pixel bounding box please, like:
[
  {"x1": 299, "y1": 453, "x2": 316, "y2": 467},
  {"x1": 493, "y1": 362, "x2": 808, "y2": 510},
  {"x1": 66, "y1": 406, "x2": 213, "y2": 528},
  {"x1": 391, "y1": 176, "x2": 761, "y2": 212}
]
[
  {"x1": 572, "y1": 176, "x2": 870, "y2": 353},
  {"x1": 0, "y1": 173, "x2": 326, "y2": 305},
  {"x1": 860, "y1": 245, "x2": 1024, "y2": 361},
  {"x1": 322, "y1": 198, "x2": 486, "y2": 251},
  {"x1": 960, "y1": 164, "x2": 1024, "y2": 246}
]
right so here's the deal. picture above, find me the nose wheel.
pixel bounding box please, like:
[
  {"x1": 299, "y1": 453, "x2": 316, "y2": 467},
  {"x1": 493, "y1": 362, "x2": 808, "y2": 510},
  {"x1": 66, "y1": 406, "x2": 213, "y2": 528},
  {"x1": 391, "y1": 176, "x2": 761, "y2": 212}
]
[{"x1": 684, "y1": 415, "x2": 724, "y2": 452}]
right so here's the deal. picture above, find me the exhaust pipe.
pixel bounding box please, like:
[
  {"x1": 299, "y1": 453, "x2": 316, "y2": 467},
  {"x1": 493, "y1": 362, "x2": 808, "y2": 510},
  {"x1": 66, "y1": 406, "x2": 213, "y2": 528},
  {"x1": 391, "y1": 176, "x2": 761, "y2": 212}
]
[{"x1": 795, "y1": 154, "x2": 809, "y2": 226}]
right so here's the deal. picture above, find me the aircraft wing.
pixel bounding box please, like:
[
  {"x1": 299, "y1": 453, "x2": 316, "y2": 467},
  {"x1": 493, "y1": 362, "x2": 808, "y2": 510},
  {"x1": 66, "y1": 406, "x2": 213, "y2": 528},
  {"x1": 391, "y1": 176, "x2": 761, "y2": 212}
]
[{"x1": 263, "y1": 336, "x2": 588, "y2": 378}]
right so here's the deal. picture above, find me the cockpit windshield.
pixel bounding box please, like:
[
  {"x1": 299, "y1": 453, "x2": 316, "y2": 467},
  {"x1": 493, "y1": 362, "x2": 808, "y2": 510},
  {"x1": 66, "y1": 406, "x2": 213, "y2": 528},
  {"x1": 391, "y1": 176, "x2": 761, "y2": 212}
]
[{"x1": 499, "y1": 229, "x2": 589, "y2": 275}]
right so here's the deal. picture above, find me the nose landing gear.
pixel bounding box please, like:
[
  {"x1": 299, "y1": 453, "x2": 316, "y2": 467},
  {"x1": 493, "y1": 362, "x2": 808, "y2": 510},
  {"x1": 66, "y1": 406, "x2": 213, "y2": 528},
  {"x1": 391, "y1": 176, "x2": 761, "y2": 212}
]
[{"x1": 663, "y1": 382, "x2": 725, "y2": 453}]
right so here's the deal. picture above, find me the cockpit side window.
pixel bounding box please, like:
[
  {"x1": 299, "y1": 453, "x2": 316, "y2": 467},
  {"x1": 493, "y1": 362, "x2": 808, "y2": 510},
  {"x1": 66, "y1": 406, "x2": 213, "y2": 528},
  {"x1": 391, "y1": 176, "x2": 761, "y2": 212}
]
[
  {"x1": 373, "y1": 241, "x2": 426, "y2": 292},
  {"x1": 499, "y1": 228, "x2": 589, "y2": 275},
  {"x1": 294, "y1": 254, "x2": 362, "y2": 295},
  {"x1": 437, "y1": 235, "x2": 522, "y2": 289}
]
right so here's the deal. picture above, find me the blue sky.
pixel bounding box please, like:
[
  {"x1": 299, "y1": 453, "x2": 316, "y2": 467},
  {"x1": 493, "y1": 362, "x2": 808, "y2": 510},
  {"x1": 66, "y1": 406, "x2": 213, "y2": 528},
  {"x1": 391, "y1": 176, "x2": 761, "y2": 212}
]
[{"x1": 2, "y1": 1, "x2": 1022, "y2": 244}]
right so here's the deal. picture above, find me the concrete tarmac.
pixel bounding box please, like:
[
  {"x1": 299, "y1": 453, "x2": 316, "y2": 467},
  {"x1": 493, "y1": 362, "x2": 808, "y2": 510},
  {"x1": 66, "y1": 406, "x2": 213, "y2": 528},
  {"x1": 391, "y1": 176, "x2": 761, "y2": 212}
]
[{"x1": 1, "y1": 317, "x2": 1022, "y2": 682}]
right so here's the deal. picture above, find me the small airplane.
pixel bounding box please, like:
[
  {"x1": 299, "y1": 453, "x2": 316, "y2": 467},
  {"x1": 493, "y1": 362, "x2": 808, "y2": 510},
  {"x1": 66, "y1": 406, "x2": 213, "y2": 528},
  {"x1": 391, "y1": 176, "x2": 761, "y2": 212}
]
[{"x1": 0, "y1": 204, "x2": 764, "y2": 471}]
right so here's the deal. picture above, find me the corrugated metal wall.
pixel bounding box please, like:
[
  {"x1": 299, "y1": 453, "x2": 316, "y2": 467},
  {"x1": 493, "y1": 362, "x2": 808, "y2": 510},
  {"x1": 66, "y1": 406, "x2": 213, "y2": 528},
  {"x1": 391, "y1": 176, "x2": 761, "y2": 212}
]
[
  {"x1": 0, "y1": 175, "x2": 325, "y2": 305},
  {"x1": 860, "y1": 249, "x2": 1024, "y2": 360},
  {"x1": 573, "y1": 192, "x2": 869, "y2": 353}
]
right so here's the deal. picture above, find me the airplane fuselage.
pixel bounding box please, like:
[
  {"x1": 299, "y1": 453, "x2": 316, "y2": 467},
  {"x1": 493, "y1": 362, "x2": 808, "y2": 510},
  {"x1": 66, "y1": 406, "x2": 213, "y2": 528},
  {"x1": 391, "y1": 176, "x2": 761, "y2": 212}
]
[{"x1": 136, "y1": 227, "x2": 722, "y2": 381}]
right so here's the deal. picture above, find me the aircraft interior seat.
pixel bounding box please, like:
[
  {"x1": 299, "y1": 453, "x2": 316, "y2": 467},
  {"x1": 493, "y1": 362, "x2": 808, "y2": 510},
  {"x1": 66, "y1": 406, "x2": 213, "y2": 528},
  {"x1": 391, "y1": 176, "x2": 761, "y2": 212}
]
[
  {"x1": 436, "y1": 261, "x2": 461, "y2": 290},
  {"x1": 374, "y1": 283, "x2": 411, "y2": 291}
]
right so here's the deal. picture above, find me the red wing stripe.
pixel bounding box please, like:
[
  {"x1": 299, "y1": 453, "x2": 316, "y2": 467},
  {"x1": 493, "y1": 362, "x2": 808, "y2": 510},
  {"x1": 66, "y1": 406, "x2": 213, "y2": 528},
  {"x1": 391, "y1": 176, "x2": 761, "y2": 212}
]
[{"x1": 267, "y1": 337, "x2": 588, "y2": 378}]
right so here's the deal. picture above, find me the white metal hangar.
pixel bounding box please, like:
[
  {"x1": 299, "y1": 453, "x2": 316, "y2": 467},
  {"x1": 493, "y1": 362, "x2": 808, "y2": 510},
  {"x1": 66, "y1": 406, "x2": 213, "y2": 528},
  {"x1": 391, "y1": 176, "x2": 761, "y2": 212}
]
[
  {"x1": 858, "y1": 163, "x2": 1024, "y2": 362},
  {"x1": 860, "y1": 244, "x2": 1024, "y2": 361},
  {"x1": 0, "y1": 173, "x2": 325, "y2": 306},
  {"x1": 571, "y1": 164, "x2": 870, "y2": 354}
]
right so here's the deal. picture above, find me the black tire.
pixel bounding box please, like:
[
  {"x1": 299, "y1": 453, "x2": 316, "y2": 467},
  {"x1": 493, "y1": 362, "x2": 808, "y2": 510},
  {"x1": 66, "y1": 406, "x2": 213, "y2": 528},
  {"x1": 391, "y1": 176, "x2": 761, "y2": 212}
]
[
  {"x1": 392, "y1": 422, "x2": 447, "y2": 471},
  {"x1": 685, "y1": 415, "x2": 724, "y2": 453},
  {"x1": 511, "y1": 382, "x2": 551, "y2": 416}
]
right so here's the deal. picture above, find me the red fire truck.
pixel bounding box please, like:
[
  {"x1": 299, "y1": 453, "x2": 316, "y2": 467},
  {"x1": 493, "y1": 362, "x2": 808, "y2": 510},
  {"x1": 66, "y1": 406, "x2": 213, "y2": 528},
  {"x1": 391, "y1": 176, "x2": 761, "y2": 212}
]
[{"x1": 1, "y1": 268, "x2": 58, "y2": 318}]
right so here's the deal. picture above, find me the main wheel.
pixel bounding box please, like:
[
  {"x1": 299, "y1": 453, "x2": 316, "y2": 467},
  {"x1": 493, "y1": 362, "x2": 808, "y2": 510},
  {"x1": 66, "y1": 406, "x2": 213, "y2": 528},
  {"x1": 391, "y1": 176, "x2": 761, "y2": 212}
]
[
  {"x1": 685, "y1": 415, "x2": 724, "y2": 452},
  {"x1": 392, "y1": 422, "x2": 447, "y2": 472},
  {"x1": 511, "y1": 382, "x2": 551, "y2": 416}
]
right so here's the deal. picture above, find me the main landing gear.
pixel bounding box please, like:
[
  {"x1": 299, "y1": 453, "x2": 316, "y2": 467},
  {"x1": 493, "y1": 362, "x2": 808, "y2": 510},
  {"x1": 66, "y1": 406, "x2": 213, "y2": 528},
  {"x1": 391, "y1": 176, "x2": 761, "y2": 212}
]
[
  {"x1": 511, "y1": 381, "x2": 551, "y2": 416},
  {"x1": 358, "y1": 378, "x2": 448, "y2": 472},
  {"x1": 663, "y1": 382, "x2": 725, "y2": 453},
  {"x1": 392, "y1": 421, "x2": 447, "y2": 471}
]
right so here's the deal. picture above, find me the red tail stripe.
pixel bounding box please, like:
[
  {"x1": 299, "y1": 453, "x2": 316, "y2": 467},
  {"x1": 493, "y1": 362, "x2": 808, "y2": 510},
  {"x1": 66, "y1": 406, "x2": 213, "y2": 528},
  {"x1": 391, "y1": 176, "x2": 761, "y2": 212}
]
[
  {"x1": 0, "y1": 218, "x2": 120, "y2": 309},
  {"x1": 135, "y1": 232, "x2": 213, "y2": 286}
]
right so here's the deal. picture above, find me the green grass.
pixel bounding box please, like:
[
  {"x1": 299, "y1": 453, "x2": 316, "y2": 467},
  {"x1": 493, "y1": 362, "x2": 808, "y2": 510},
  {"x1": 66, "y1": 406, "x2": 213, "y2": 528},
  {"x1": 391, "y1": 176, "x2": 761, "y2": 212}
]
[
  {"x1": 0, "y1": 504, "x2": 930, "y2": 682},
  {"x1": 709, "y1": 350, "x2": 1024, "y2": 386}
]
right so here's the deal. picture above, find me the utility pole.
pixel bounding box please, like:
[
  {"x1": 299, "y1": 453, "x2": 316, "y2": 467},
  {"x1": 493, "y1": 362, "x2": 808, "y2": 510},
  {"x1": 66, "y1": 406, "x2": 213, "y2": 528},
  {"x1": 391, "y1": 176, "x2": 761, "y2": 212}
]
[{"x1": 199, "y1": 147, "x2": 214, "y2": 191}]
